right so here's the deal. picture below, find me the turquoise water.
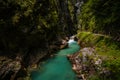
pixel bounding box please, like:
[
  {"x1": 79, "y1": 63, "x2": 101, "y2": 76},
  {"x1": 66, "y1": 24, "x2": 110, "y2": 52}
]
[{"x1": 31, "y1": 41, "x2": 80, "y2": 80}]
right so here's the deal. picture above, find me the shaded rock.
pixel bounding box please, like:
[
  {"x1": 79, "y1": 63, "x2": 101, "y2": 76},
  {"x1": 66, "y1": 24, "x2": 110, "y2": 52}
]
[{"x1": 0, "y1": 56, "x2": 21, "y2": 80}]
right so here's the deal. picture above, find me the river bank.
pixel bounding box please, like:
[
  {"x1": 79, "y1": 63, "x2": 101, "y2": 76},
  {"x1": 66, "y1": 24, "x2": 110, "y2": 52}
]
[
  {"x1": 68, "y1": 32, "x2": 120, "y2": 80},
  {"x1": 67, "y1": 45, "x2": 113, "y2": 80},
  {"x1": 0, "y1": 39, "x2": 63, "y2": 80},
  {"x1": 67, "y1": 47, "x2": 97, "y2": 80}
]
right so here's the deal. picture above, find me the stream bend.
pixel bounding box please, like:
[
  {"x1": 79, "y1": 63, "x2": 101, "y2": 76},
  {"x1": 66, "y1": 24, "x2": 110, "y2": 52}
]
[{"x1": 31, "y1": 41, "x2": 80, "y2": 80}]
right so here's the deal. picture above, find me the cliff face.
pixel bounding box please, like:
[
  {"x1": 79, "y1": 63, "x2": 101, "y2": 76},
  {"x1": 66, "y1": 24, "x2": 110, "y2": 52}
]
[{"x1": 0, "y1": 0, "x2": 81, "y2": 79}]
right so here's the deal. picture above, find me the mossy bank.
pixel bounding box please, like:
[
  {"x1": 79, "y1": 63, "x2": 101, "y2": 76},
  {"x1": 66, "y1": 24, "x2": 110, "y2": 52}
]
[{"x1": 76, "y1": 31, "x2": 120, "y2": 80}]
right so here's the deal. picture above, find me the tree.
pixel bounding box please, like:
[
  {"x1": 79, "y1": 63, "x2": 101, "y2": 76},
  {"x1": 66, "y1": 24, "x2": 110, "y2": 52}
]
[{"x1": 79, "y1": 0, "x2": 120, "y2": 41}]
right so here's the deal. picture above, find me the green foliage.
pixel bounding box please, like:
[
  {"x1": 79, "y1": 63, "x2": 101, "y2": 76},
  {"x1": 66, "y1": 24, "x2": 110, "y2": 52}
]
[
  {"x1": 79, "y1": 0, "x2": 120, "y2": 41},
  {"x1": 0, "y1": 0, "x2": 78, "y2": 55},
  {"x1": 88, "y1": 75, "x2": 100, "y2": 80},
  {"x1": 77, "y1": 31, "x2": 120, "y2": 80}
]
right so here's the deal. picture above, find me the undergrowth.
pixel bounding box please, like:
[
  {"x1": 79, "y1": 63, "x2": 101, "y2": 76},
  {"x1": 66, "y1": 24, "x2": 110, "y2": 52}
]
[{"x1": 77, "y1": 31, "x2": 120, "y2": 80}]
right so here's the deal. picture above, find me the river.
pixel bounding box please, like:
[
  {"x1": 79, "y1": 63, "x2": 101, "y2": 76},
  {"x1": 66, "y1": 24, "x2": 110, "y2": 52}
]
[{"x1": 31, "y1": 41, "x2": 80, "y2": 80}]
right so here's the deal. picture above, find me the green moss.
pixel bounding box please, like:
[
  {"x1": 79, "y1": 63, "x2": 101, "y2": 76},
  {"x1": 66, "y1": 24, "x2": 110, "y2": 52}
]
[
  {"x1": 88, "y1": 74, "x2": 101, "y2": 80},
  {"x1": 77, "y1": 31, "x2": 120, "y2": 80}
]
